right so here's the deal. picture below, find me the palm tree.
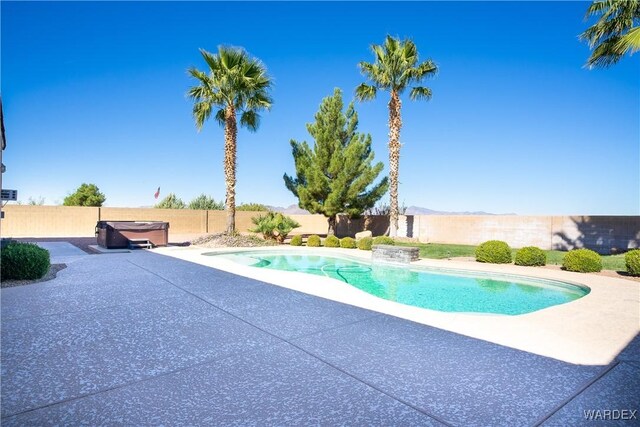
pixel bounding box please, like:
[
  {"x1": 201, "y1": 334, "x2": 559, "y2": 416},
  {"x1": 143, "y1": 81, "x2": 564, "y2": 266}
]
[
  {"x1": 580, "y1": 0, "x2": 640, "y2": 68},
  {"x1": 355, "y1": 35, "x2": 437, "y2": 237},
  {"x1": 187, "y1": 46, "x2": 273, "y2": 234}
]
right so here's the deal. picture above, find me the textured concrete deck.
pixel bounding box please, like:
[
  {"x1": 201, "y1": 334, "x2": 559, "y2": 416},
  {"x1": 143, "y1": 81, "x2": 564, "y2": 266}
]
[{"x1": 1, "y1": 250, "x2": 638, "y2": 426}]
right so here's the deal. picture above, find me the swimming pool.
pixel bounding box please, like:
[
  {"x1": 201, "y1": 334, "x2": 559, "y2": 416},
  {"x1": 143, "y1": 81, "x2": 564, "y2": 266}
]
[{"x1": 206, "y1": 251, "x2": 589, "y2": 315}]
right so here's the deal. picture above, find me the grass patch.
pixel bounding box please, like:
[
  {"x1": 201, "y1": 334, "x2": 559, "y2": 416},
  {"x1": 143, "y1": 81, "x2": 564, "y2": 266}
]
[
  {"x1": 396, "y1": 242, "x2": 627, "y2": 271},
  {"x1": 395, "y1": 242, "x2": 477, "y2": 259}
]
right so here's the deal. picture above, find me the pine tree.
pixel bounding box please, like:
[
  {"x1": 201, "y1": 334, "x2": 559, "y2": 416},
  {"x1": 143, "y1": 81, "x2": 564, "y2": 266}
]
[{"x1": 284, "y1": 88, "x2": 389, "y2": 235}]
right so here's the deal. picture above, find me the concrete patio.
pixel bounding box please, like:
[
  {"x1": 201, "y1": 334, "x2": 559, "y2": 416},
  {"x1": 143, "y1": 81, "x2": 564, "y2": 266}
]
[{"x1": 1, "y1": 248, "x2": 638, "y2": 426}]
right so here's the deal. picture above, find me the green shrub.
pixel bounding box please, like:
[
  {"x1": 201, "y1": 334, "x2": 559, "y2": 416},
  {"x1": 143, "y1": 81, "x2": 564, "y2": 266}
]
[
  {"x1": 475, "y1": 240, "x2": 512, "y2": 264},
  {"x1": 307, "y1": 235, "x2": 321, "y2": 247},
  {"x1": 624, "y1": 249, "x2": 640, "y2": 276},
  {"x1": 562, "y1": 249, "x2": 602, "y2": 273},
  {"x1": 358, "y1": 236, "x2": 373, "y2": 250},
  {"x1": 1, "y1": 243, "x2": 51, "y2": 280},
  {"x1": 249, "y1": 212, "x2": 300, "y2": 243},
  {"x1": 514, "y1": 246, "x2": 546, "y2": 267},
  {"x1": 340, "y1": 237, "x2": 356, "y2": 249},
  {"x1": 372, "y1": 236, "x2": 394, "y2": 246},
  {"x1": 325, "y1": 235, "x2": 340, "y2": 248},
  {"x1": 290, "y1": 235, "x2": 303, "y2": 246}
]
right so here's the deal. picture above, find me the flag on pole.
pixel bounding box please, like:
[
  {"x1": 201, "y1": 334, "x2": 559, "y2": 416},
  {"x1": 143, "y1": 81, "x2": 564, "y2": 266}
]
[{"x1": 154, "y1": 186, "x2": 160, "y2": 199}]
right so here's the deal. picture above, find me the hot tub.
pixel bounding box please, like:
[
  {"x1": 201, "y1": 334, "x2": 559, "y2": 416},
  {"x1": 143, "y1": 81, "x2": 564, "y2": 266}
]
[{"x1": 96, "y1": 221, "x2": 169, "y2": 249}]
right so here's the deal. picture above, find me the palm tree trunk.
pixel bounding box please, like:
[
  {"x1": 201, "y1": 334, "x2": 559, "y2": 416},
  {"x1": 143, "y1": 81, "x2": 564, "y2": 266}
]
[
  {"x1": 224, "y1": 106, "x2": 237, "y2": 234},
  {"x1": 388, "y1": 90, "x2": 402, "y2": 237}
]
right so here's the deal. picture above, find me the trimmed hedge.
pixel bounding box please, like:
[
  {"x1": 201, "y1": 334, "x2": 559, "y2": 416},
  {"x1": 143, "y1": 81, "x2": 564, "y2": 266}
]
[
  {"x1": 1, "y1": 242, "x2": 51, "y2": 280},
  {"x1": 562, "y1": 249, "x2": 602, "y2": 273},
  {"x1": 325, "y1": 235, "x2": 340, "y2": 248},
  {"x1": 624, "y1": 249, "x2": 640, "y2": 276},
  {"x1": 372, "y1": 236, "x2": 394, "y2": 246},
  {"x1": 340, "y1": 237, "x2": 356, "y2": 249},
  {"x1": 289, "y1": 235, "x2": 302, "y2": 246},
  {"x1": 358, "y1": 236, "x2": 373, "y2": 251},
  {"x1": 475, "y1": 240, "x2": 512, "y2": 264},
  {"x1": 307, "y1": 235, "x2": 321, "y2": 247},
  {"x1": 514, "y1": 246, "x2": 546, "y2": 267}
]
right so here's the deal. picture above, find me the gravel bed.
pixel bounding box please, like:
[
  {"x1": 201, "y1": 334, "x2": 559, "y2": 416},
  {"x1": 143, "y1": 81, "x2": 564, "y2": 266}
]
[{"x1": 190, "y1": 233, "x2": 277, "y2": 248}]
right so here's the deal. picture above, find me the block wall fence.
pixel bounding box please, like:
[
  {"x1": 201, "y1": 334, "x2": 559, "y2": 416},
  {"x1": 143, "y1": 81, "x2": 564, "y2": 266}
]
[{"x1": 1, "y1": 205, "x2": 638, "y2": 254}]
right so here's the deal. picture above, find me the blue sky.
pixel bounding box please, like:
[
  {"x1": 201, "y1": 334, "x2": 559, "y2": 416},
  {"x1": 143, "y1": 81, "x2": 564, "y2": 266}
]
[{"x1": 2, "y1": 1, "x2": 638, "y2": 214}]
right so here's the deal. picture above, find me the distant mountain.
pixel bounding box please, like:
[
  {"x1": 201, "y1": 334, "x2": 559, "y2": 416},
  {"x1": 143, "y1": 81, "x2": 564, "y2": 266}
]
[
  {"x1": 267, "y1": 204, "x2": 513, "y2": 216},
  {"x1": 405, "y1": 206, "x2": 515, "y2": 216},
  {"x1": 267, "y1": 204, "x2": 311, "y2": 215}
]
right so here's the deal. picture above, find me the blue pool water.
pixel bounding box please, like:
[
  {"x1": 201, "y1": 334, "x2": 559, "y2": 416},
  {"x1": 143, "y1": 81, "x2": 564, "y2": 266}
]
[{"x1": 206, "y1": 251, "x2": 589, "y2": 315}]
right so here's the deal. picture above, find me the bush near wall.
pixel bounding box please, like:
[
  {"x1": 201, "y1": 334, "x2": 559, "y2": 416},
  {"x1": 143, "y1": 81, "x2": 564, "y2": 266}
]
[
  {"x1": 372, "y1": 236, "x2": 394, "y2": 246},
  {"x1": 624, "y1": 249, "x2": 640, "y2": 276},
  {"x1": 290, "y1": 235, "x2": 303, "y2": 246},
  {"x1": 476, "y1": 240, "x2": 512, "y2": 264},
  {"x1": 562, "y1": 249, "x2": 602, "y2": 273},
  {"x1": 358, "y1": 237, "x2": 373, "y2": 250},
  {"x1": 325, "y1": 235, "x2": 340, "y2": 248},
  {"x1": 514, "y1": 246, "x2": 546, "y2": 266},
  {"x1": 1, "y1": 243, "x2": 51, "y2": 280},
  {"x1": 340, "y1": 237, "x2": 356, "y2": 249},
  {"x1": 307, "y1": 235, "x2": 322, "y2": 247}
]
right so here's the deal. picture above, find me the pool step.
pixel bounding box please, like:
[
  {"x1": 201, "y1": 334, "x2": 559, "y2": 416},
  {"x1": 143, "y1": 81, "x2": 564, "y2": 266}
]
[{"x1": 127, "y1": 238, "x2": 153, "y2": 250}]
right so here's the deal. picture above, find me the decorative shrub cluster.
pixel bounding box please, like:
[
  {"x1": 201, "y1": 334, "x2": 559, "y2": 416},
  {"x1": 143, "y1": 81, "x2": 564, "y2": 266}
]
[
  {"x1": 1, "y1": 242, "x2": 50, "y2": 280},
  {"x1": 325, "y1": 235, "x2": 340, "y2": 248},
  {"x1": 357, "y1": 236, "x2": 373, "y2": 250},
  {"x1": 307, "y1": 235, "x2": 321, "y2": 247},
  {"x1": 475, "y1": 240, "x2": 512, "y2": 264},
  {"x1": 514, "y1": 246, "x2": 546, "y2": 266},
  {"x1": 249, "y1": 212, "x2": 300, "y2": 243},
  {"x1": 624, "y1": 249, "x2": 640, "y2": 276},
  {"x1": 289, "y1": 235, "x2": 303, "y2": 246},
  {"x1": 372, "y1": 236, "x2": 394, "y2": 246},
  {"x1": 562, "y1": 249, "x2": 602, "y2": 273},
  {"x1": 340, "y1": 237, "x2": 356, "y2": 249}
]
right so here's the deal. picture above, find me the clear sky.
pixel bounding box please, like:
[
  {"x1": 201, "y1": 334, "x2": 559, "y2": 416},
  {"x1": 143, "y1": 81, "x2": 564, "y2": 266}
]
[{"x1": 2, "y1": 1, "x2": 638, "y2": 214}]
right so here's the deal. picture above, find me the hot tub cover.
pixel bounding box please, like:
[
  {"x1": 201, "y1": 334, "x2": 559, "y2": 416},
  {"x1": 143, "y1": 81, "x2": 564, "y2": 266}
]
[{"x1": 97, "y1": 221, "x2": 169, "y2": 231}]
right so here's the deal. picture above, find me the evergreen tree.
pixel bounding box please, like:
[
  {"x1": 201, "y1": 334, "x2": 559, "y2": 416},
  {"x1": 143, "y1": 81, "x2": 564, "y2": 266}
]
[
  {"x1": 188, "y1": 194, "x2": 224, "y2": 210},
  {"x1": 155, "y1": 193, "x2": 186, "y2": 209},
  {"x1": 63, "y1": 183, "x2": 106, "y2": 207},
  {"x1": 284, "y1": 88, "x2": 388, "y2": 235}
]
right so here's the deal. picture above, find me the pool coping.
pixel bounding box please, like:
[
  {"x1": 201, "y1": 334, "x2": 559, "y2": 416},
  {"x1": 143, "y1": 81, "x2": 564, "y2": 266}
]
[{"x1": 151, "y1": 245, "x2": 640, "y2": 366}]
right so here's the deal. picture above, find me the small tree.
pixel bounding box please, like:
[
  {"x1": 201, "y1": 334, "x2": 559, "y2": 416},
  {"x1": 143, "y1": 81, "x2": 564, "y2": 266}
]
[
  {"x1": 63, "y1": 183, "x2": 106, "y2": 207},
  {"x1": 284, "y1": 88, "x2": 389, "y2": 235},
  {"x1": 155, "y1": 193, "x2": 186, "y2": 209},
  {"x1": 188, "y1": 194, "x2": 224, "y2": 210}
]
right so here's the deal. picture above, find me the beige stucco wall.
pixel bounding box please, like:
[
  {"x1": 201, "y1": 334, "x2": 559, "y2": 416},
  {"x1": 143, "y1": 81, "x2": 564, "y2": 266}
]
[
  {"x1": 1, "y1": 205, "x2": 638, "y2": 254},
  {"x1": 2, "y1": 205, "x2": 100, "y2": 237},
  {"x1": 100, "y1": 207, "x2": 207, "y2": 235},
  {"x1": 416, "y1": 215, "x2": 554, "y2": 249}
]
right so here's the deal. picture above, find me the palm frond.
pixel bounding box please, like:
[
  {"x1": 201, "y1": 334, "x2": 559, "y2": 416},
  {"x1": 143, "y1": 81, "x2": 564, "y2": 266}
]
[
  {"x1": 580, "y1": 0, "x2": 639, "y2": 67},
  {"x1": 192, "y1": 101, "x2": 212, "y2": 131},
  {"x1": 409, "y1": 86, "x2": 432, "y2": 101},
  {"x1": 186, "y1": 45, "x2": 273, "y2": 130},
  {"x1": 214, "y1": 108, "x2": 226, "y2": 127},
  {"x1": 240, "y1": 110, "x2": 260, "y2": 132},
  {"x1": 355, "y1": 83, "x2": 377, "y2": 101}
]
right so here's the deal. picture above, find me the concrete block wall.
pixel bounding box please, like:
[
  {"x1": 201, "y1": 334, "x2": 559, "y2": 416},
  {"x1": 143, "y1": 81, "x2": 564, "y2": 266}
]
[
  {"x1": 101, "y1": 207, "x2": 208, "y2": 235},
  {"x1": 1, "y1": 205, "x2": 638, "y2": 254},
  {"x1": 1, "y1": 205, "x2": 99, "y2": 237},
  {"x1": 415, "y1": 215, "x2": 554, "y2": 249}
]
